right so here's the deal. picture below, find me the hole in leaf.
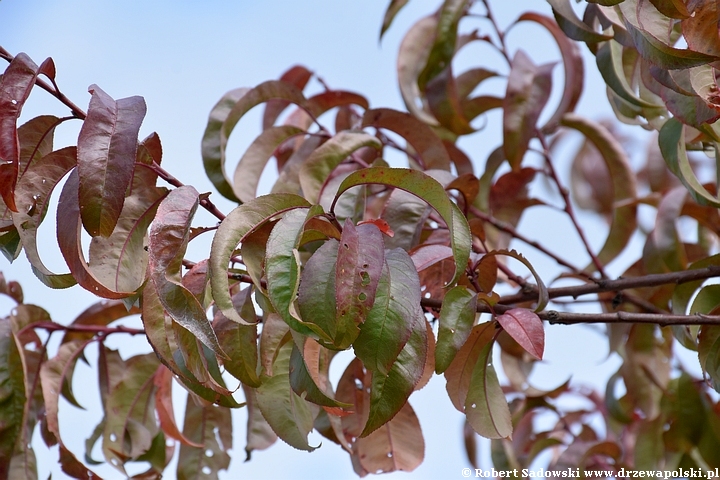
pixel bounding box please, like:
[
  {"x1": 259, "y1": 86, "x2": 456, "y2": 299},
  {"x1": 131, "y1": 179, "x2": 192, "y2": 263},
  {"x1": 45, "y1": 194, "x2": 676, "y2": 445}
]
[
  {"x1": 354, "y1": 379, "x2": 363, "y2": 389},
  {"x1": 202, "y1": 466, "x2": 212, "y2": 475},
  {"x1": 387, "y1": 452, "x2": 393, "y2": 458},
  {"x1": 360, "y1": 271, "x2": 370, "y2": 286},
  {"x1": 343, "y1": 243, "x2": 349, "y2": 249},
  {"x1": 205, "y1": 449, "x2": 214, "y2": 457},
  {"x1": 471, "y1": 403, "x2": 476, "y2": 409},
  {"x1": 109, "y1": 433, "x2": 117, "y2": 442},
  {"x1": 358, "y1": 293, "x2": 367, "y2": 301}
]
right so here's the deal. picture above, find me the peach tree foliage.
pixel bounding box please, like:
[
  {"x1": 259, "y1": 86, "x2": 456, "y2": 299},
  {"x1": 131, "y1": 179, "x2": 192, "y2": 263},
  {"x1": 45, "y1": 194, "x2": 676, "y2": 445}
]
[{"x1": 4, "y1": 0, "x2": 720, "y2": 477}]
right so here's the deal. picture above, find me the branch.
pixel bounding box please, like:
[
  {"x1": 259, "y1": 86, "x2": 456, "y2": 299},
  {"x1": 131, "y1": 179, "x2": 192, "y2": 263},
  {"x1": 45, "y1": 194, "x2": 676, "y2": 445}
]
[
  {"x1": 539, "y1": 310, "x2": 720, "y2": 327},
  {"x1": 26, "y1": 321, "x2": 145, "y2": 336}
]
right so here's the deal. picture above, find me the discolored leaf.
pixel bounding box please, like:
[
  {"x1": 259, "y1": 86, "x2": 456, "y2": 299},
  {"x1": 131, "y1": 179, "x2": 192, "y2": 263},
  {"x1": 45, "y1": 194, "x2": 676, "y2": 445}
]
[
  {"x1": 0, "y1": 53, "x2": 40, "y2": 213},
  {"x1": 382, "y1": 187, "x2": 429, "y2": 251},
  {"x1": 210, "y1": 194, "x2": 310, "y2": 324},
  {"x1": 333, "y1": 167, "x2": 471, "y2": 286},
  {"x1": 547, "y1": 0, "x2": 613, "y2": 43},
  {"x1": 503, "y1": 50, "x2": 554, "y2": 170},
  {"x1": 262, "y1": 65, "x2": 313, "y2": 130},
  {"x1": 243, "y1": 384, "x2": 277, "y2": 460},
  {"x1": 77, "y1": 84, "x2": 146, "y2": 237},
  {"x1": 289, "y1": 337, "x2": 352, "y2": 410},
  {"x1": 177, "y1": 394, "x2": 232, "y2": 480},
  {"x1": 362, "y1": 108, "x2": 450, "y2": 170},
  {"x1": 465, "y1": 340, "x2": 512, "y2": 439},
  {"x1": 496, "y1": 308, "x2": 544, "y2": 360},
  {"x1": 0, "y1": 319, "x2": 25, "y2": 479},
  {"x1": 153, "y1": 366, "x2": 202, "y2": 447},
  {"x1": 436, "y1": 286, "x2": 477, "y2": 373},
  {"x1": 380, "y1": 0, "x2": 410, "y2": 39},
  {"x1": 354, "y1": 249, "x2": 421, "y2": 376},
  {"x1": 148, "y1": 186, "x2": 226, "y2": 357},
  {"x1": 486, "y1": 249, "x2": 548, "y2": 312}
]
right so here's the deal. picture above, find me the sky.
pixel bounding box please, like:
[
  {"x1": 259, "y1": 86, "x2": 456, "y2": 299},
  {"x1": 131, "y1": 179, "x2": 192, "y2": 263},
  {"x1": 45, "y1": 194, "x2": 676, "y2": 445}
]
[{"x1": 0, "y1": 0, "x2": 642, "y2": 479}]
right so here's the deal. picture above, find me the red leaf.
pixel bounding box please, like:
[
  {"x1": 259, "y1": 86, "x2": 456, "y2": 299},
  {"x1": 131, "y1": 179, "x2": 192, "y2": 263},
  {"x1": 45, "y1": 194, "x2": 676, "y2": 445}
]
[
  {"x1": 77, "y1": 84, "x2": 147, "y2": 236},
  {"x1": 358, "y1": 218, "x2": 395, "y2": 237},
  {"x1": 0, "y1": 53, "x2": 40, "y2": 212},
  {"x1": 154, "y1": 365, "x2": 203, "y2": 447},
  {"x1": 496, "y1": 308, "x2": 544, "y2": 360}
]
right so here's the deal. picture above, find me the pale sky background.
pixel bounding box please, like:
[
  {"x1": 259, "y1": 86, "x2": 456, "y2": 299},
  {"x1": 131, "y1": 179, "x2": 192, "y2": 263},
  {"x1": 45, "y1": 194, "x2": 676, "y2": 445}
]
[{"x1": 0, "y1": 0, "x2": 661, "y2": 479}]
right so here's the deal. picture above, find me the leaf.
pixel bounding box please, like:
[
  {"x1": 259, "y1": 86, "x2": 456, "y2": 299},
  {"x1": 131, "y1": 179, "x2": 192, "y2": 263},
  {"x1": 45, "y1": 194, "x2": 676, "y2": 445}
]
[
  {"x1": 0, "y1": 319, "x2": 25, "y2": 479},
  {"x1": 289, "y1": 337, "x2": 352, "y2": 410},
  {"x1": 436, "y1": 286, "x2": 477, "y2": 373},
  {"x1": 417, "y1": 0, "x2": 469, "y2": 91},
  {"x1": 659, "y1": 118, "x2": 720, "y2": 207},
  {"x1": 597, "y1": 41, "x2": 665, "y2": 109},
  {"x1": 210, "y1": 194, "x2": 310, "y2": 324},
  {"x1": 516, "y1": 12, "x2": 585, "y2": 132},
  {"x1": 547, "y1": 0, "x2": 613, "y2": 43},
  {"x1": 102, "y1": 352, "x2": 160, "y2": 468},
  {"x1": 380, "y1": 0, "x2": 410, "y2": 39},
  {"x1": 362, "y1": 309, "x2": 427, "y2": 437},
  {"x1": 298, "y1": 131, "x2": 381, "y2": 203},
  {"x1": 233, "y1": 125, "x2": 306, "y2": 203},
  {"x1": 202, "y1": 81, "x2": 307, "y2": 203},
  {"x1": 560, "y1": 113, "x2": 638, "y2": 267},
  {"x1": 503, "y1": 50, "x2": 554, "y2": 170},
  {"x1": 333, "y1": 167, "x2": 471, "y2": 286},
  {"x1": 0, "y1": 53, "x2": 40, "y2": 213},
  {"x1": 496, "y1": 308, "x2": 544, "y2": 360},
  {"x1": 77, "y1": 84, "x2": 146, "y2": 236},
  {"x1": 59, "y1": 445, "x2": 101, "y2": 480},
  {"x1": 265, "y1": 206, "x2": 332, "y2": 338},
  {"x1": 465, "y1": 340, "x2": 512, "y2": 439},
  {"x1": 213, "y1": 286, "x2": 261, "y2": 387},
  {"x1": 177, "y1": 393, "x2": 232, "y2": 480},
  {"x1": 148, "y1": 185, "x2": 226, "y2": 357},
  {"x1": 255, "y1": 344, "x2": 318, "y2": 452},
  {"x1": 444, "y1": 321, "x2": 496, "y2": 412},
  {"x1": 262, "y1": 65, "x2": 313, "y2": 130},
  {"x1": 486, "y1": 249, "x2": 549, "y2": 312},
  {"x1": 57, "y1": 170, "x2": 136, "y2": 297},
  {"x1": 397, "y1": 15, "x2": 441, "y2": 125},
  {"x1": 153, "y1": 366, "x2": 202, "y2": 447},
  {"x1": 336, "y1": 220, "x2": 385, "y2": 330},
  {"x1": 382, "y1": 187, "x2": 429, "y2": 251},
  {"x1": 40, "y1": 340, "x2": 87, "y2": 441},
  {"x1": 12, "y1": 146, "x2": 77, "y2": 289},
  {"x1": 362, "y1": 108, "x2": 450, "y2": 170},
  {"x1": 354, "y1": 249, "x2": 420, "y2": 376}
]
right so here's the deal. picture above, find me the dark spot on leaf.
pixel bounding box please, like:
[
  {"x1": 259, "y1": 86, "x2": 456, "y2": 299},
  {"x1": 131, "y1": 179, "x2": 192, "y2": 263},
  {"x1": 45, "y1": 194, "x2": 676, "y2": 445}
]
[
  {"x1": 360, "y1": 271, "x2": 370, "y2": 286},
  {"x1": 358, "y1": 292, "x2": 367, "y2": 301}
]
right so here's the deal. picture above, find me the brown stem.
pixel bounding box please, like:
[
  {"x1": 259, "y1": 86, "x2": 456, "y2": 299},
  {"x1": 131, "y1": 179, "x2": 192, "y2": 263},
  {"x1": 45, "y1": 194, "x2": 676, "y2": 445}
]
[{"x1": 23, "y1": 321, "x2": 145, "y2": 336}]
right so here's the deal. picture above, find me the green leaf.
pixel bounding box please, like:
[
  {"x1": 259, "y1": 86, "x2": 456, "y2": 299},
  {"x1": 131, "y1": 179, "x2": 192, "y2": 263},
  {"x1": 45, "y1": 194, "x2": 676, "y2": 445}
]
[
  {"x1": 265, "y1": 206, "x2": 332, "y2": 338},
  {"x1": 362, "y1": 108, "x2": 450, "y2": 170},
  {"x1": 380, "y1": 0, "x2": 410, "y2": 39},
  {"x1": 436, "y1": 286, "x2": 477, "y2": 373},
  {"x1": 659, "y1": 118, "x2": 720, "y2": 207},
  {"x1": 298, "y1": 131, "x2": 382, "y2": 203},
  {"x1": 77, "y1": 85, "x2": 146, "y2": 237},
  {"x1": 148, "y1": 185, "x2": 226, "y2": 358},
  {"x1": 177, "y1": 393, "x2": 232, "y2": 480},
  {"x1": 255, "y1": 343, "x2": 318, "y2": 452},
  {"x1": 354, "y1": 249, "x2": 420, "y2": 376},
  {"x1": 0, "y1": 319, "x2": 25, "y2": 479},
  {"x1": 560, "y1": 113, "x2": 638, "y2": 267},
  {"x1": 332, "y1": 167, "x2": 471, "y2": 286},
  {"x1": 11, "y1": 146, "x2": 77, "y2": 289},
  {"x1": 233, "y1": 125, "x2": 306, "y2": 203},
  {"x1": 202, "y1": 81, "x2": 307, "y2": 203},
  {"x1": 361, "y1": 310, "x2": 427, "y2": 437},
  {"x1": 210, "y1": 194, "x2": 310, "y2": 324},
  {"x1": 503, "y1": 50, "x2": 554, "y2": 170},
  {"x1": 243, "y1": 384, "x2": 277, "y2": 460},
  {"x1": 597, "y1": 41, "x2": 664, "y2": 109},
  {"x1": 465, "y1": 340, "x2": 512, "y2": 439},
  {"x1": 289, "y1": 337, "x2": 352, "y2": 410},
  {"x1": 214, "y1": 286, "x2": 261, "y2": 387},
  {"x1": 547, "y1": 0, "x2": 613, "y2": 43}
]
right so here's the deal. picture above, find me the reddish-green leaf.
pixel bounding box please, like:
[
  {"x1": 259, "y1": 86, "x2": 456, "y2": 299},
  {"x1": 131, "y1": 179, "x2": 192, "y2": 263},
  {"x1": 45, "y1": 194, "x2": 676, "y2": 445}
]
[
  {"x1": 0, "y1": 53, "x2": 40, "y2": 213},
  {"x1": 77, "y1": 84, "x2": 146, "y2": 237},
  {"x1": 0, "y1": 319, "x2": 25, "y2": 479},
  {"x1": 213, "y1": 286, "x2": 261, "y2": 387},
  {"x1": 333, "y1": 167, "x2": 471, "y2": 286},
  {"x1": 503, "y1": 50, "x2": 554, "y2": 170},
  {"x1": 380, "y1": 0, "x2": 410, "y2": 39},
  {"x1": 40, "y1": 340, "x2": 87, "y2": 441},
  {"x1": 436, "y1": 286, "x2": 477, "y2": 373},
  {"x1": 243, "y1": 384, "x2": 277, "y2": 460},
  {"x1": 444, "y1": 321, "x2": 496, "y2": 412},
  {"x1": 12, "y1": 146, "x2": 77, "y2": 289},
  {"x1": 262, "y1": 65, "x2": 313, "y2": 130},
  {"x1": 148, "y1": 185, "x2": 225, "y2": 357},
  {"x1": 210, "y1": 194, "x2": 310, "y2": 324},
  {"x1": 362, "y1": 108, "x2": 450, "y2": 170},
  {"x1": 289, "y1": 337, "x2": 352, "y2": 410},
  {"x1": 177, "y1": 393, "x2": 232, "y2": 480},
  {"x1": 547, "y1": 0, "x2": 613, "y2": 43},
  {"x1": 496, "y1": 308, "x2": 544, "y2": 360},
  {"x1": 560, "y1": 113, "x2": 639, "y2": 267},
  {"x1": 465, "y1": 340, "x2": 512, "y2": 439},
  {"x1": 233, "y1": 125, "x2": 306, "y2": 203},
  {"x1": 298, "y1": 131, "x2": 381, "y2": 203},
  {"x1": 486, "y1": 249, "x2": 548, "y2": 312},
  {"x1": 354, "y1": 249, "x2": 420, "y2": 376},
  {"x1": 361, "y1": 309, "x2": 427, "y2": 437},
  {"x1": 153, "y1": 366, "x2": 202, "y2": 447}
]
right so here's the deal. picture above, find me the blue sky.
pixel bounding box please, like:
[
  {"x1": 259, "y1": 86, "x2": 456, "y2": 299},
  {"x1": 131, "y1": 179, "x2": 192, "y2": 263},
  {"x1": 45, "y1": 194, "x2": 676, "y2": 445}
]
[{"x1": 0, "y1": 0, "x2": 628, "y2": 478}]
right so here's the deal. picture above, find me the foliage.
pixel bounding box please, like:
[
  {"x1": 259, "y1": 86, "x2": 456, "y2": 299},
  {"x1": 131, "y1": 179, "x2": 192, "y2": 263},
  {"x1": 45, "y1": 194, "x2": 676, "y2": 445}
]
[{"x1": 3, "y1": 0, "x2": 720, "y2": 477}]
